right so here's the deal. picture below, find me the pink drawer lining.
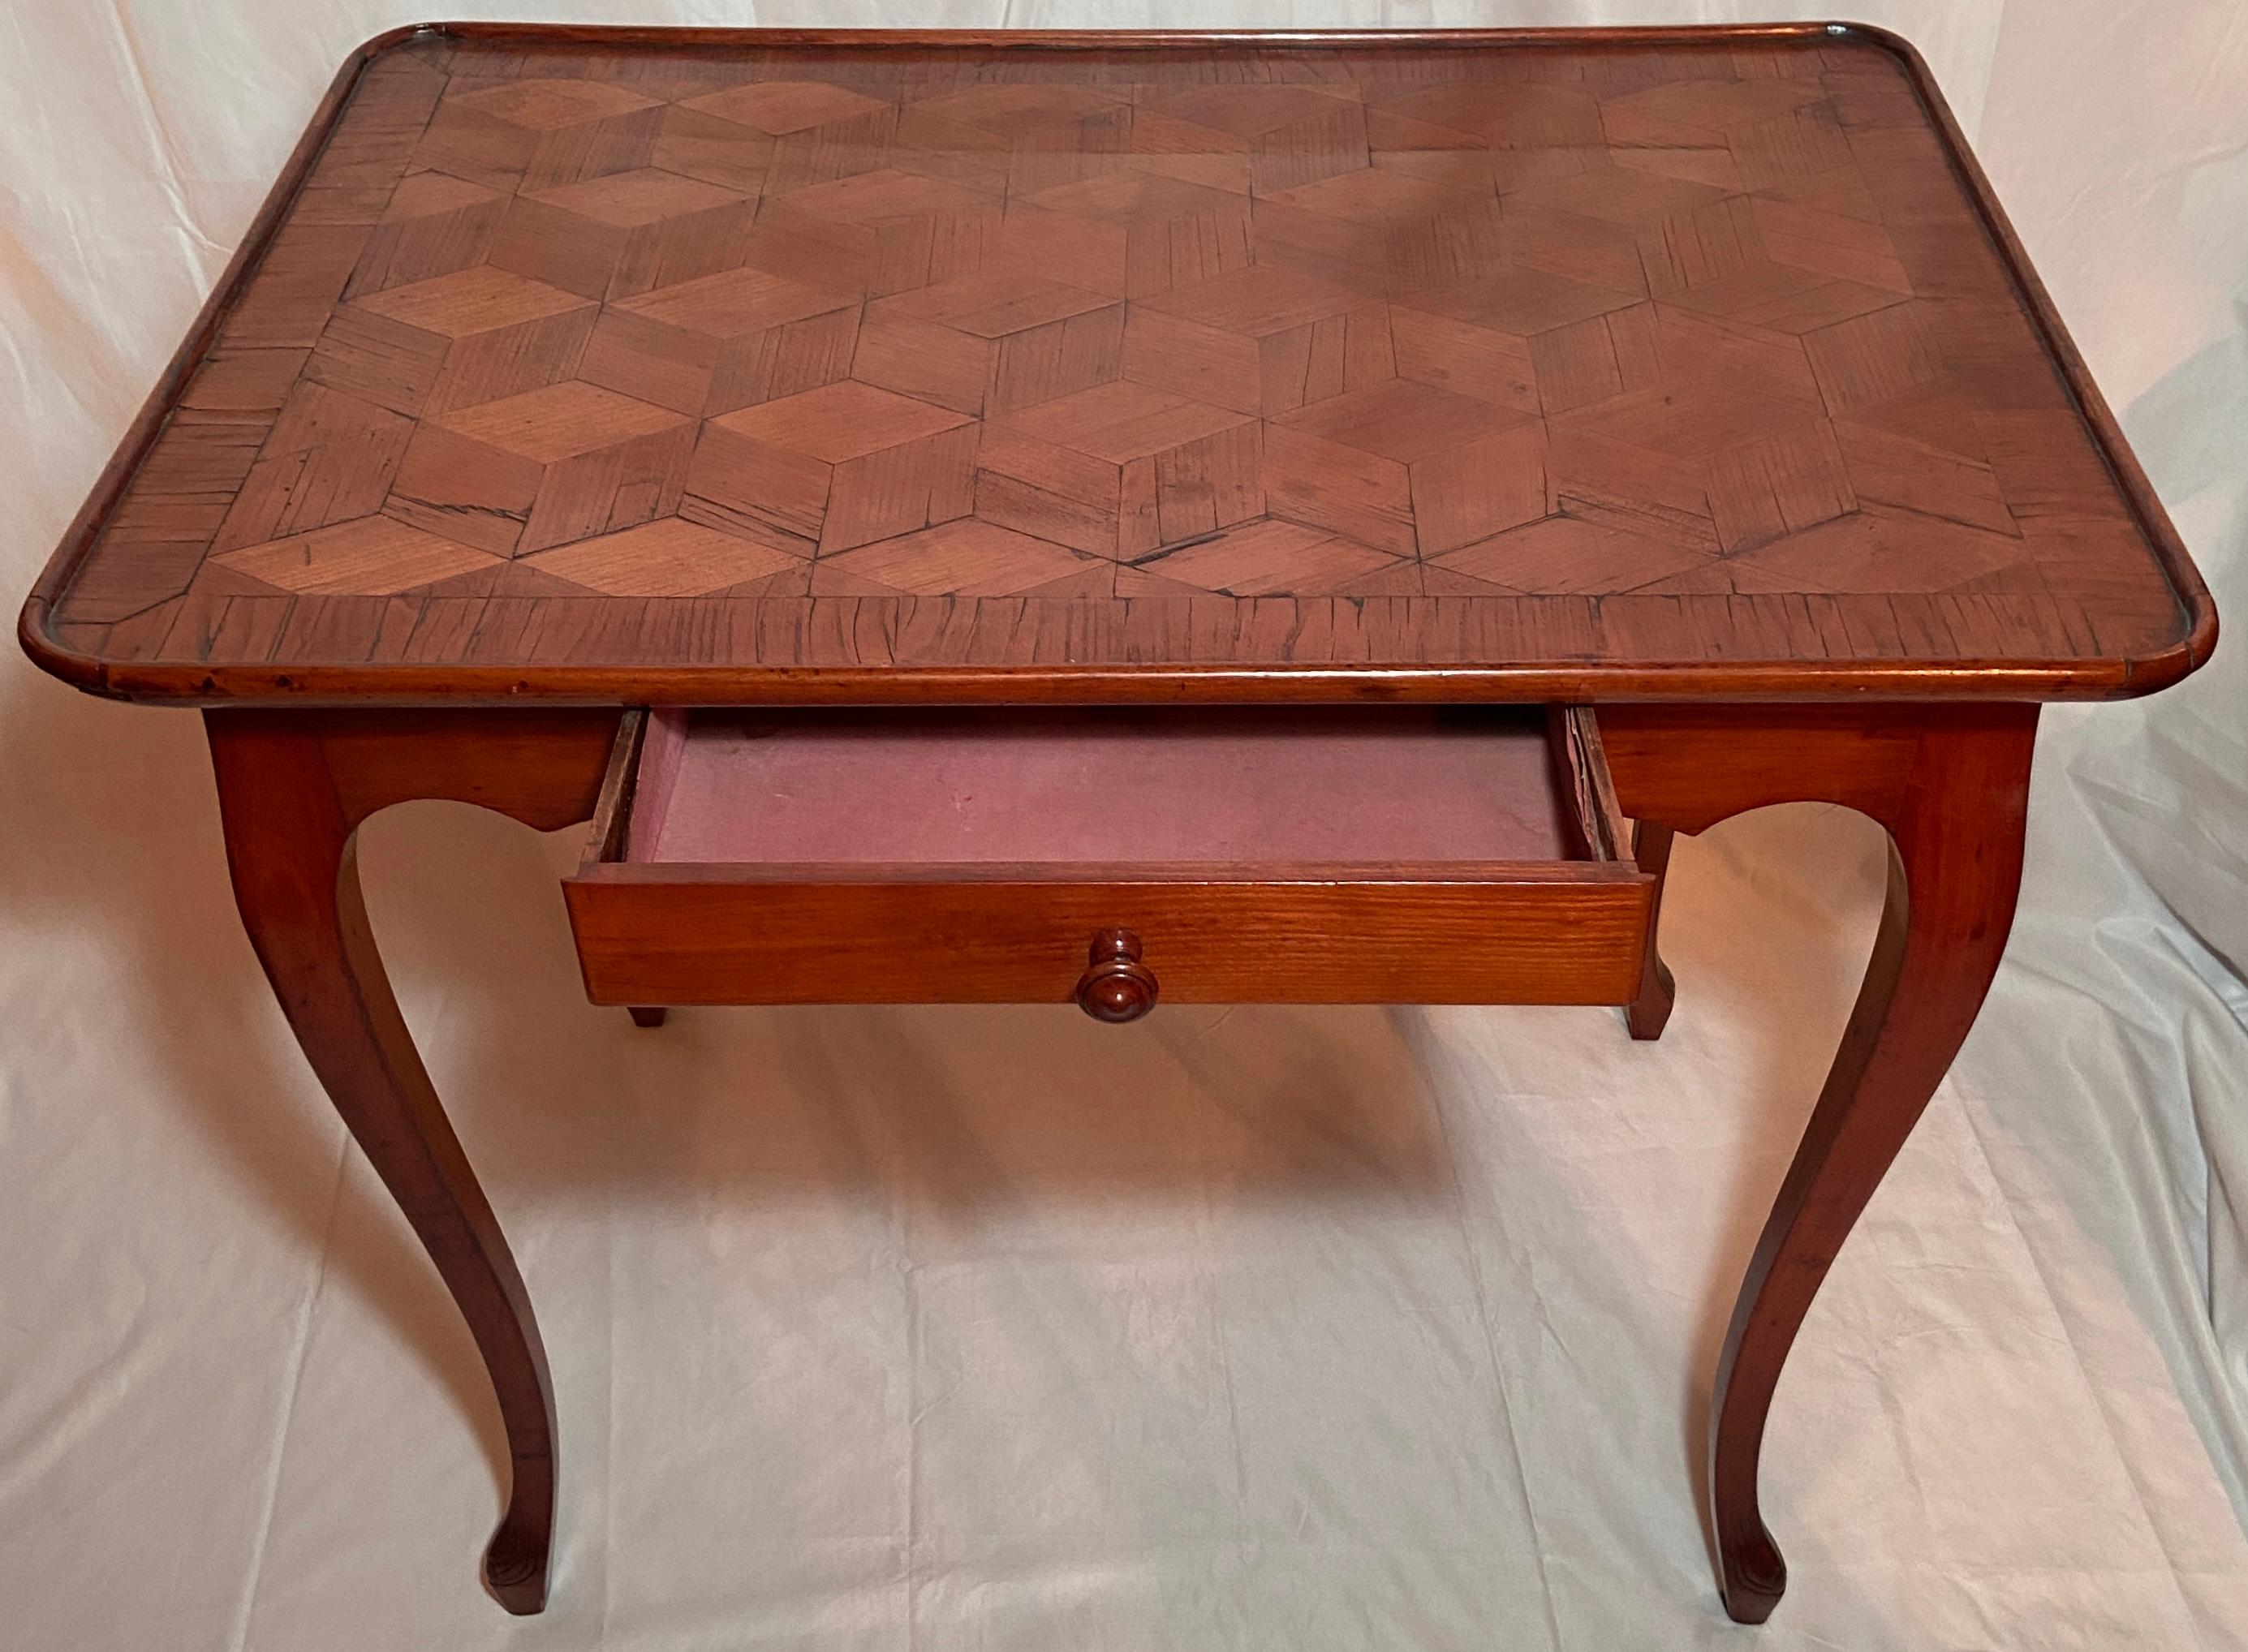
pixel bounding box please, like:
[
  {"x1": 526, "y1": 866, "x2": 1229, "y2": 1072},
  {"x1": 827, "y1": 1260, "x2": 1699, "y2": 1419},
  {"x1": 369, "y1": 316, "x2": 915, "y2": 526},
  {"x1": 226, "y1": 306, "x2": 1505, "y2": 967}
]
[{"x1": 635, "y1": 710, "x2": 1576, "y2": 868}]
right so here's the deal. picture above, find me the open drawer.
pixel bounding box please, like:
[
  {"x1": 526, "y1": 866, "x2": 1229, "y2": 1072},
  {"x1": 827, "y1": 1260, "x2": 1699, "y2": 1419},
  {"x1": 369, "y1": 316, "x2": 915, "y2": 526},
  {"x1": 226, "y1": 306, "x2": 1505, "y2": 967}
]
[{"x1": 563, "y1": 706, "x2": 1655, "y2": 1020}]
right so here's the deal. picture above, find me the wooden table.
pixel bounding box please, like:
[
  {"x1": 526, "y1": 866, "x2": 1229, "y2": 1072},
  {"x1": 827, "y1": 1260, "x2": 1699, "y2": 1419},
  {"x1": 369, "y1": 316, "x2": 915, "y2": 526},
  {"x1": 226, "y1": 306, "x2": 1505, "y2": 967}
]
[{"x1": 19, "y1": 22, "x2": 2216, "y2": 1624}]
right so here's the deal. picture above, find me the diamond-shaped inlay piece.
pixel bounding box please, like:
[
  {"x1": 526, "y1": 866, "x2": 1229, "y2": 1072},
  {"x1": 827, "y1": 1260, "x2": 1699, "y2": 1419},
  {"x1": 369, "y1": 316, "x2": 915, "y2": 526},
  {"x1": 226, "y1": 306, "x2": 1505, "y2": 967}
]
[
  {"x1": 1268, "y1": 380, "x2": 1545, "y2": 555},
  {"x1": 908, "y1": 83, "x2": 1127, "y2": 141},
  {"x1": 388, "y1": 381, "x2": 693, "y2": 556},
  {"x1": 486, "y1": 168, "x2": 755, "y2": 302},
  {"x1": 1253, "y1": 167, "x2": 1508, "y2": 295},
  {"x1": 355, "y1": 265, "x2": 593, "y2": 336},
  {"x1": 1428, "y1": 512, "x2": 1716, "y2": 595},
  {"x1": 1021, "y1": 171, "x2": 1255, "y2": 298},
  {"x1": 1392, "y1": 307, "x2": 1540, "y2": 413},
  {"x1": 902, "y1": 269, "x2": 1116, "y2": 340},
  {"x1": 579, "y1": 265, "x2": 861, "y2": 416},
  {"x1": 650, "y1": 104, "x2": 774, "y2": 195},
  {"x1": 1126, "y1": 517, "x2": 1408, "y2": 596},
  {"x1": 681, "y1": 81, "x2": 899, "y2": 195},
  {"x1": 1001, "y1": 105, "x2": 1255, "y2": 200},
  {"x1": 1152, "y1": 84, "x2": 1363, "y2": 142},
  {"x1": 1723, "y1": 502, "x2": 2027, "y2": 593},
  {"x1": 816, "y1": 518, "x2": 1108, "y2": 596},
  {"x1": 1126, "y1": 265, "x2": 1394, "y2": 415},
  {"x1": 683, "y1": 80, "x2": 892, "y2": 136},
  {"x1": 1147, "y1": 84, "x2": 1370, "y2": 195},
  {"x1": 453, "y1": 79, "x2": 661, "y2": 131},
  {"x1": 857, "y1": 269, "x2": 1123, "y2": 416},
  {"x1": 344, "y1": 172, "x2": 506, "y2": 300},
  {"x1": 212, "y1": 515, "x2": 502, "y2": 595},
  {"x1": 1749, "y1": 196, "x2": 1912, "y2": 294},
  {"x1": 976, "y1": 381, "x2": 1261, "y2": 559},
  {"x1": 1832, "y1": 409, "x2": 2015, "y2": 536},
  {"x1": 686, "y1": 381, "x2": 977, "y2": 554},
  {"x1": 1264, "y1": 168, "x2": 1493, "y2": 230},
  {"x1": 519, "y1": 518, "x2": 801, "y2": 595},
  {"x1": 213, "y1": 382, "x2": 415, "y2": 553},
  {"x1": 1703, "y1": 424, "x2": 1857, "y2": 551},
  {"x1": 747, "y1": 166, "x2": 1006, "y2": 300},
  {"x1": 340, "y1": 265, "x2": 596, "y2": 415},
  {"x1": 420, "y1": 79, "x2": 666, "y2": 191}
]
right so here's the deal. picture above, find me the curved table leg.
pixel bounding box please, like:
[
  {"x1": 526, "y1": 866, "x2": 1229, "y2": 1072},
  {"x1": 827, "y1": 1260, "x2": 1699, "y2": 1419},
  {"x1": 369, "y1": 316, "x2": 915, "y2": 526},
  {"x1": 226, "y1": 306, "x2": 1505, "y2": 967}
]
[
  {"x1": 1626, "y1": 820, "x2": 1677, "y2": 1040},
  {"x1": 1600, "y1": 704, "x2": 2037, "y2": 1623},
  {"x1": 205, "y1": 709, "x2": 618, "y2": 1615}
]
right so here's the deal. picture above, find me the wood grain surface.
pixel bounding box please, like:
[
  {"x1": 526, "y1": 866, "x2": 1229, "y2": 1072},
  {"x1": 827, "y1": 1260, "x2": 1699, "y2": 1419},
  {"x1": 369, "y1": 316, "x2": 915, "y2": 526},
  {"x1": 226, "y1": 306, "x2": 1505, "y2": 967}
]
[
  {"x1": 20, "y1": 24, "x2": 2215, "y2": 703},
  {"x1": 565, "y1": 867, "x2": 1656, "y2": 1007}
]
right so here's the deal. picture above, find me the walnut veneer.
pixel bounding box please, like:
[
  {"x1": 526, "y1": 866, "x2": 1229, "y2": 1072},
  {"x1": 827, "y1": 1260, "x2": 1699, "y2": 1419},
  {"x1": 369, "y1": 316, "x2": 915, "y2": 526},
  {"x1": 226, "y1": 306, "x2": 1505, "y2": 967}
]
[{"x1": 21, "y1": 22, "x2": 2211, "y2": 703}]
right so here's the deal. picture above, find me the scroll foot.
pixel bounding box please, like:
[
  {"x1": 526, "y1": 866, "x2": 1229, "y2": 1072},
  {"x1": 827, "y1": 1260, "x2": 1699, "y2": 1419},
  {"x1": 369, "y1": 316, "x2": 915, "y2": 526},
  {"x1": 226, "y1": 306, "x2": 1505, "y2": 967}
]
[
  {"x1": 1718, "y1": 1519, "x2": 1786, "y2": 1624},
  {"x1": 482, "y1": 1486, "x2": 554, "y2": 1615}
]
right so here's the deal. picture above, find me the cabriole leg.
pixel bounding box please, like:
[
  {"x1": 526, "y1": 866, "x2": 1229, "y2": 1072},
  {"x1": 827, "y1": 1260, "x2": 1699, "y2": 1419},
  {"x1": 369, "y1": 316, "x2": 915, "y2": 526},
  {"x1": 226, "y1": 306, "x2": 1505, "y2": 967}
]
[
  {"x1": 1600, "y1": 704, "x2": 2037, "y2": 1622},
  {"x1": 205, "y1": 708, "x2": 616, "y2": 1614}
]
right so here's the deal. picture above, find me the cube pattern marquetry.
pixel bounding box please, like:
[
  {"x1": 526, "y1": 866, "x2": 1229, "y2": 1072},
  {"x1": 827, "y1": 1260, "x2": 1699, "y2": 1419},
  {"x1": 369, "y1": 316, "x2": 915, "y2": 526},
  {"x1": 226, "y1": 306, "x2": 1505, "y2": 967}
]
[{"x1": 46, "y1": 31, "x2": 2194, "y2": 682}]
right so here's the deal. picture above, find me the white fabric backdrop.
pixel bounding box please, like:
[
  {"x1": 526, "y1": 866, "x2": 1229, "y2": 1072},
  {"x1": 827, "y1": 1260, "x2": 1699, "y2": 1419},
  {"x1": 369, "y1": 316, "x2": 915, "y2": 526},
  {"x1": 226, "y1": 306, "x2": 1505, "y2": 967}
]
[{"x1": 2, "y1": 4, "x2": 2243, "y2": 1647}]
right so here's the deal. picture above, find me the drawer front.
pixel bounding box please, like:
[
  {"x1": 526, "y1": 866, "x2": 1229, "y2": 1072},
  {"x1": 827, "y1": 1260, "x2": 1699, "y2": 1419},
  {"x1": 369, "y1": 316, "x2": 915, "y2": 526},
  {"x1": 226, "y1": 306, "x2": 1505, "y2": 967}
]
[{"x1": 564, "y1": 869, "x2": 1653, "y2": 1008}]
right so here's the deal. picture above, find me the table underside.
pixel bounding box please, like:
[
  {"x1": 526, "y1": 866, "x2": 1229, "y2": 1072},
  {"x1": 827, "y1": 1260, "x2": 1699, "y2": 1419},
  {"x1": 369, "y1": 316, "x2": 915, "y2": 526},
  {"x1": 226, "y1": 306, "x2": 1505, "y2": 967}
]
[{"x1": 25, "y1": 25, "x2": 2207, "y2": 700}]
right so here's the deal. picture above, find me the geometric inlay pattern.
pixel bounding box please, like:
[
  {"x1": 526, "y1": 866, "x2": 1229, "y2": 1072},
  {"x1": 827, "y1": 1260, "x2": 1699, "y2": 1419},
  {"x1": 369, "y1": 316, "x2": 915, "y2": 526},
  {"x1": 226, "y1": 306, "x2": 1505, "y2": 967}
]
[{"x1": 35, "y1": 28, "x2": 2199, "y2": 690}]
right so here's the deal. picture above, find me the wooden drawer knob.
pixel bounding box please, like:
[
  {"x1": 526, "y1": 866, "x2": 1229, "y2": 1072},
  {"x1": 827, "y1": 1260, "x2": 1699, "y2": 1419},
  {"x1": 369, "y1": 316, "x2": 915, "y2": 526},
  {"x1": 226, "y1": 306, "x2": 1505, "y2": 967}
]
[{"x1": 1074, "y1": 929, "x2": 1157, "y2": 1023}]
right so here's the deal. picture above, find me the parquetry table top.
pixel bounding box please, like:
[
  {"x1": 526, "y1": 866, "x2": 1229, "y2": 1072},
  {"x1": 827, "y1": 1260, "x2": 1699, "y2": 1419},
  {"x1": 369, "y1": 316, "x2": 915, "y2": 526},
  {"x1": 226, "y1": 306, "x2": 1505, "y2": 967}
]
[{"x1": 20, "y1": 24, "x2": 2215, "y2": 703}]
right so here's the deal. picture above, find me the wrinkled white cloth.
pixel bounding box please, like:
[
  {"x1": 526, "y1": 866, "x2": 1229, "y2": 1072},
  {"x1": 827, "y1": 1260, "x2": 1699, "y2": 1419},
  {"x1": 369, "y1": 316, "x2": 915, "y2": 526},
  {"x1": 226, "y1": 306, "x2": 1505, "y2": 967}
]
[{"x1": 0, "y1": 4, "x2": 2243, "y2": 1648}]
